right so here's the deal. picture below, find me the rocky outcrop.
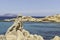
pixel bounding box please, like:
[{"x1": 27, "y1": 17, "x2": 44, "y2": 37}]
[
  {"x1": 44, "y1": 14, "x2": 60, "y2": 22},
  {"x1": 5, "y1": 29, "x2": 44, "y2": 40},
  {"x1": 0, "y1": 35, "x2": 6, "y2": 40},
  {"x1": 51, "y1": 36, "x2": 60, "y2": 40},
  {"x1": 3, "y1": 15, "x2": 44, "y2": 40}
]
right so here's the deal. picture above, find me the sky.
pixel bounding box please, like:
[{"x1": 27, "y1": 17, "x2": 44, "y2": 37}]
[{"x1": 0, "y1": 0, "x2": 60, "y2": 16}]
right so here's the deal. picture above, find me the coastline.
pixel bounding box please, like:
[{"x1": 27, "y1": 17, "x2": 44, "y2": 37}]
[{"x1": 2, "y1": 14, "x2": 60, "y2": 23}]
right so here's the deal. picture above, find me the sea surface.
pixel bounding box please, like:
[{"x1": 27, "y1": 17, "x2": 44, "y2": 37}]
[
  {"x1": 0, "y1": 22, "x2": 60, "y2": 40},
  {"x1": 23, "y1": 22, "x2": 60, "y2": 40}
]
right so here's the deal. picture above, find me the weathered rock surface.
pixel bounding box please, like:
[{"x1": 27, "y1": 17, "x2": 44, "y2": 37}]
[
  {"x1": 51, "y1": 36, "x2": 60, "y2": 40},
  {"x1": 5, "y1": 29, "x2": 44, "y2": 40},
  {"x1": 0, "y1": 35, "x2": 6, "y2": 40},
  {"x1": 0, "y1": 15, "x2": 47, "y2": 40}
]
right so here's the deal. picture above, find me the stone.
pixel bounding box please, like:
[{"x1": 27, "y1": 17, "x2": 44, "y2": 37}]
[{"x1": 51, "y1": 36, "x2": 60, "y2": 40}]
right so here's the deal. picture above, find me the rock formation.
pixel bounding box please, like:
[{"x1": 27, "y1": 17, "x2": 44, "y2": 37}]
[
  {"x1": 51, "y1": 36, "x2": 60, "y2": 40},
  {"x1": 0, "y1": 15, "x2": 44, "y2": 40}
]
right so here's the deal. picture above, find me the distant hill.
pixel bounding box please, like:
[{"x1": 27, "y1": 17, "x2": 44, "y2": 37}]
[
  {"x1": 0, "y1": 13, "x2": 45, "y2": 20},
  {"x1": 0, "y1": 13, "x2": 17, "y2": 20},
  {"x1": 1, "y1": 13, "x2": 17, "y2": 17}
]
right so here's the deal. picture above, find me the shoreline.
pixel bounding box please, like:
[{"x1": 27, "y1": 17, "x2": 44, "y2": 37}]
[{"x1": 1, "y1": 14, "x2": 60, "y2": 22}]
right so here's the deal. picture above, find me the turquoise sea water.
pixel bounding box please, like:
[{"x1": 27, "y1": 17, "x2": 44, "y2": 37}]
[{"x1": 0, "y1": 22, "x2": 60, "y2": 40}]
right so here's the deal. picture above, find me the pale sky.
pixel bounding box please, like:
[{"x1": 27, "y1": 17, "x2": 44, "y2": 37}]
[{"x1": 0, "y1": 0, "x2": 60, "y2": 16}]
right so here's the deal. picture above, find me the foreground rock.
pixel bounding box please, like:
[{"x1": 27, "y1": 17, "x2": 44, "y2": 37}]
[
  {"x1": 4, "y1": 15, "x2": 44, "y2": 40},
  {"x1": 5, "y1": 29, "x2": 44, "y2": 40},
  {"x1": 0, "y1": 35, "x2": 6, "y2": 40},
  {"x1": 51, "y1": 36, "x2": 60, "y2": 40},
  {"x1": 4, "y1": 16, "x2": 44, "y2": 40}
]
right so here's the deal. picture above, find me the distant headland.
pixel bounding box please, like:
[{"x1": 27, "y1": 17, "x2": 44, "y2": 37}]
[{"x1": 3, "y1": 14, "x2": 60, "y2": 22}]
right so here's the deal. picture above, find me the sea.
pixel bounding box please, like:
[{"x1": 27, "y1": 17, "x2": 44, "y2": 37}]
[{"x1": 0, "y1": 16, "x2": 60, "y2": 40}]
